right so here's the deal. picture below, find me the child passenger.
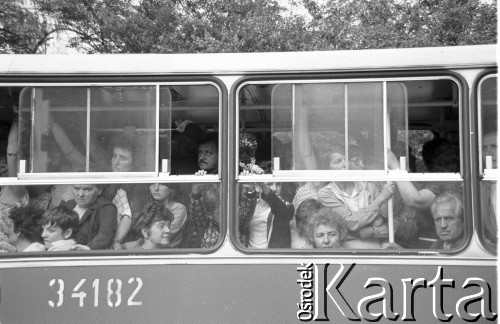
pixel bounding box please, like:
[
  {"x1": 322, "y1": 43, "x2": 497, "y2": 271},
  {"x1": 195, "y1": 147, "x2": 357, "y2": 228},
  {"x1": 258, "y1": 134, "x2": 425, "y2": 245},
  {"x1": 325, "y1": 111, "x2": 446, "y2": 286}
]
[
  {"x1": 306, "y1": 208, "x2": 346, "y2": 249},
  {"x1": 41, "y1": 206, "x2": 79, "y2": 251}
]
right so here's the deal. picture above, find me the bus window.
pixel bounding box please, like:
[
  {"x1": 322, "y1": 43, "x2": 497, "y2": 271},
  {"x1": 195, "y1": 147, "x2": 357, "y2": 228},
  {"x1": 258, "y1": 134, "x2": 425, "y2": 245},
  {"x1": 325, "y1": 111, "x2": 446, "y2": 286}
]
[
  {"x1": 388, "y1": 79, "x2": 463, "y2": 250},
  {"x1": 237, "y1": 78, "x2": 465, "y2": 252},
  {"x1": 163, "y1": 85, "x2": 220, "y2": 175},
  {"x1": 0, "y1": 182, "x2": 222, "y2": 252},
  {"x1": 478, "y1": 75, "x2": 497, "y2": 253},
  {"x1": 18, "y1": 86, "x2": 156, "y2": 173},
  {"x1": 15, "y1": 83, "x2": 220, "y2": 176}
]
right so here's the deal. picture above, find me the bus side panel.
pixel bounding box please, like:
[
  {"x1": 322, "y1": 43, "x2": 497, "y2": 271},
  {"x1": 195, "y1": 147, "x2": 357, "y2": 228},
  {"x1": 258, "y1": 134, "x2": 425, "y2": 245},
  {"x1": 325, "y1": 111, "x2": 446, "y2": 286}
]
[{"x1": 0, "y1": 263, "x2": 496, "y2": 323}]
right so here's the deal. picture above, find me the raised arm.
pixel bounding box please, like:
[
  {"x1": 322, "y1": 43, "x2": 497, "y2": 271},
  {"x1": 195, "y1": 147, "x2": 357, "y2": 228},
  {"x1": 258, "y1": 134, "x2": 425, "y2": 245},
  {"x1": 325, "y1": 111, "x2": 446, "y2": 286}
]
[
  {"x1": 295, "y1": 86, "x2": 318, "y2": 170},
  {"x1": 387, "y1": 150, "x2": 435, "y2": 210}
]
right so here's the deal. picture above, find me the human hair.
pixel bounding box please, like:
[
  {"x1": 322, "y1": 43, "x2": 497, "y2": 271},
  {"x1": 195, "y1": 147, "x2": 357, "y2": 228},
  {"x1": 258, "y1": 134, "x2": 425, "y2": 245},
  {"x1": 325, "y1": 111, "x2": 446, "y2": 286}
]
[
  {"x1": 152, "y1": 183, "x2": 179, "y2": 202},
  {"x1": 110, "y1": 135, "x2": 136, "y2": 157},
  {"x1": 41, "y1": 206, "x2": 79, "y2": 239},
  {"x1": 203, "y1": 183, "x2": 220, "y2": 214},
  {"x1": 422, "y1": 138, "x2": 459, "y2": 173},
  {"x1": 133, "y1": 201, "x2": 174, "y2": 235},
  {"x1": 258, "y1": 160, "x2": 273, "y2": 174},
  {"x1": 430, "y1": 192, "x2": 463, "y2": 221},
  {"x1": 306, "y1": 208, "x2": 347, "y2": 244},
  {"x1": 318, "y1": 143, "x2": 345, "y2": 169},
  {"x1": 199, "y1": 133, "x2": 218, "y2": 153},
  {"x1": 295, "y1": 199, "x2": 322, "y2": 237},
  {"x1": 8, "y1": 205, "x2": 44, "y2": 243}
]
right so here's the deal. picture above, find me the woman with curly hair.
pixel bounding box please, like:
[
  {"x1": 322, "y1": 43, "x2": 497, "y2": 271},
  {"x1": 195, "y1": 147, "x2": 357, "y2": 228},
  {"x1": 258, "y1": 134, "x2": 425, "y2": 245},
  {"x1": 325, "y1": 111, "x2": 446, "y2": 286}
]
[
  {"x1": 127, "y1": 202, "x2": 174, "y2": 250},
  {"x1": 7, "y1": 205, "x2": 45, "y2": 252},
  {"x1": 306, "y1": 207, "x2": 347, "y2": 249}
]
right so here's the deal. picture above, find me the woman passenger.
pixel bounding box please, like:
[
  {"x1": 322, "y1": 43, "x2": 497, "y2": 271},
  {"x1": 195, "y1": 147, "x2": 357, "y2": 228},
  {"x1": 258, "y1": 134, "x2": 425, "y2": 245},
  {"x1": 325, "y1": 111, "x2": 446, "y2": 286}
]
[
  {"x1": 149, "y1": 183, "x2": 187, "y2": 248},
  {"x1": 306, "y1": 207, "x2": 347, "y2": 249},
  {"x1": 200, "y1": 184, "x2": 220, "y2": 248},
  {"x1": 291, "y1": 199, "x2": 322, "y2": 249},
  {"x1": 7, "y1": 205, "x2": 45, "y2": 252},
  {"x1": 59, "y1": 184, "x2": 117, "y2": 250},
  {"x1": 128, "y1": 202, "x2": 174, "y2": 250},
  {"x1": 238, "y1": 162, "x2": 294, "y2": 249},
  {"x1": 103, "y1": 136, "x2": 149, "y2": 249}
]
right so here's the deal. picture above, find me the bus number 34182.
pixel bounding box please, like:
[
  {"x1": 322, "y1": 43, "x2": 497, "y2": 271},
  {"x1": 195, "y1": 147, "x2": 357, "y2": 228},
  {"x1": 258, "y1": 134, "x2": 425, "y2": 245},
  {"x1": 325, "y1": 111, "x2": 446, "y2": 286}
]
[{"x1": 48, "y1": 277, "x2": 143, "y2": 308}]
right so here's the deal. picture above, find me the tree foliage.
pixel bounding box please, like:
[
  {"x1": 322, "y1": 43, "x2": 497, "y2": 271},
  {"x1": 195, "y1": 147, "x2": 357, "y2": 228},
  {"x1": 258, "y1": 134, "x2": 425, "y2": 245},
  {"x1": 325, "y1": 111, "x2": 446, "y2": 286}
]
[
  {"x1": 0, "y1": 0, "x2": 497, "y2": 54},
  {"x1": 0, "y1": 0, "x2": 62, "y2": 53}
]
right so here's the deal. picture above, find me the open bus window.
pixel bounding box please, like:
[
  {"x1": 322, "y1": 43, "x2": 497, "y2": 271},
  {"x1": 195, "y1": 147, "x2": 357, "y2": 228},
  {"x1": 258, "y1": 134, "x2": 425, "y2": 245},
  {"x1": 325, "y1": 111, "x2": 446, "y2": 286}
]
[
  {"x1": 18, "y1": 86, "x2": 157, "y2": 173},
  {"x1": 478, "y1": 75, "x2": 497, "y2": 253},
  {"x1": 13, "y1": 83, "x2": 220, "y2": 176},
  {"x1": 237, "y1": 78, "x2": 465, "y2": 252},
  {"x1": 163, "y1": 85, "x2": 220, "y2": 175},
  {"x1": 0, "y1": 182, "x2": 222, "y2": 252}
]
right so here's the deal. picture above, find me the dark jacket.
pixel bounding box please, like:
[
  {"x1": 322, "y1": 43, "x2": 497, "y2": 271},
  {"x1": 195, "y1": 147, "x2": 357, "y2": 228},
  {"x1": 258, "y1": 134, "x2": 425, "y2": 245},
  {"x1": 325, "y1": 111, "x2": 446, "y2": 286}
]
[
  {"x1": 239, "y1": 189, "x2": 294, "y2": 248},
  {"x1": 60, "y1": 197, "x2": 117, "y2": 250}
]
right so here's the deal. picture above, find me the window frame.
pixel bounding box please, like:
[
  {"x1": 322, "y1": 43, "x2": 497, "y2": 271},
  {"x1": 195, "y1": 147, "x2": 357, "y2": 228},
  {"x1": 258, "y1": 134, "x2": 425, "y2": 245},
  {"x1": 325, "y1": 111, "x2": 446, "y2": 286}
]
[
  {"x1": 0, "y1": 75, "x2": 228, "y2": 256},
  {"x1": 230, "y1": 70, "x2": 472, "y2": 255},
  {"x1": 472, "y1": 70, "x2": 498, "y2": 255}
]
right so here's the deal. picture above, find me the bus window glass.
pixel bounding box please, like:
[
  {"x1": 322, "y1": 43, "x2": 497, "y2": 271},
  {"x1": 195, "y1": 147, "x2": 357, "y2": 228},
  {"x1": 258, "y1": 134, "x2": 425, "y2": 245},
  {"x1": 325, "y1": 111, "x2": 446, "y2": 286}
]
[
  {"x1": 18, "y1": 86, "x2": 157, "y2": 173},
  {"x1": 388, "y1": 79, "x2": 460, "y2": 172},
  {"x1": 167, "y1": 85, "x2": 220, "y2": 175},
  {"x1": 0, "y1": 182, "x2": 222, "y2": 252},
  {"x1": 238, "y1": 78, "x2": 464, "y2": 252},
  {"x1": 89, "y1": 86, "x2": 156, "y2": 172},
  {"x1": 265, "y1": 83, "x2": 385, "y2": 171},
  {"x1": 479, "y1": 75, "x2": 497, "y2": 253}
]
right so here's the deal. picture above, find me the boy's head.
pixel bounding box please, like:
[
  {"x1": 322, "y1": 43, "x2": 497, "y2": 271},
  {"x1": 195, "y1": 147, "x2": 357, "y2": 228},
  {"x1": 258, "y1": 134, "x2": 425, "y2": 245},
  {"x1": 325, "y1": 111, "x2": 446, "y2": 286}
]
[{"x1": 41, "y1": 206, "x2": 79, "y2": 248}]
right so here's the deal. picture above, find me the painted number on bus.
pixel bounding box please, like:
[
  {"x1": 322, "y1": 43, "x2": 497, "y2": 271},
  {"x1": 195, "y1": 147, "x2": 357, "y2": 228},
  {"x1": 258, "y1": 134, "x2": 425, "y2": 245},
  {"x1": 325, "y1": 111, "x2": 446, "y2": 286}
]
[{"x1": 48, "y1": 277, "x2": 143, "y2": 308}]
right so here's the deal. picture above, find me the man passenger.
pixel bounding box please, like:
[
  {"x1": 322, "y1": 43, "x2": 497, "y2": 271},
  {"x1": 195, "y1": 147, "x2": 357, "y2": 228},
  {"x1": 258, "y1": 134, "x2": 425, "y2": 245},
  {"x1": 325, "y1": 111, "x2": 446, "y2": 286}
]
[{"x1": 430, "y1": 192, "x2": 465, "y2": 250}]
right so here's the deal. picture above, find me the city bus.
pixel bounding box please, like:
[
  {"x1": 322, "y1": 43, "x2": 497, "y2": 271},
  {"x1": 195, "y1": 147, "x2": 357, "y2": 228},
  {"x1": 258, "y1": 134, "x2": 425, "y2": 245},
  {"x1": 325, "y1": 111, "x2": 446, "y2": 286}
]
[{"x1": 0, "y1": 44, "x2": 496, "y2": 323}]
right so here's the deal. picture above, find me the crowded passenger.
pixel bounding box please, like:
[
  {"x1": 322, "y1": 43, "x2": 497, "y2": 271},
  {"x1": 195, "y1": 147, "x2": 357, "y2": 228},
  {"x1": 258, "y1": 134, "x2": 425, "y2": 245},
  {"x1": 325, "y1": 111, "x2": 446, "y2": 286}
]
[
  {"x1": 481, "y1": 131, "x2": 497, "y2": 250},
  {"x1": 6, "y1": 205, "x2": 45, "y2": 252},
  {"x1": 181, "y1": 132, "x2": 219, "y2": 248},
  {"x1": 103, "y1": 136, "x2": 149, "y2": 249},
  {"x1": 0, "y1": 121, "x2": 28, "y2": 252},
  {"x1": 291, "y1": 199, "x2": 322, "y2": 249},
  {"x1": 238, "y1": 162, "x2": 294, "y2": 248},
  {"x1": 149, "y1": 183, "x2": 187, "y2": 248},
  {"x1": 41, "y1": 206, "x2": 79, "y2": 251},
  {"x1": 387, "y1": 137, "x2": 462, "y2": 246},
  {"x1": 195, "y1": 133, "x2": 218, "y2": 175},
  {"x1": 126, "y1": 202, "x2": 174, "y2": 250},
  {"x1": 430, "y1": 192, "x2": 465, "y2": 250},
  {"x1": 59, "y1": 184, "x2": 117, "y2": 250},
  {"x1": 200, "y1": 184, "x2": 221, "y2": 248},
  {"x1": 306, "y1": 207, "x2": 347, "y2": 249}
]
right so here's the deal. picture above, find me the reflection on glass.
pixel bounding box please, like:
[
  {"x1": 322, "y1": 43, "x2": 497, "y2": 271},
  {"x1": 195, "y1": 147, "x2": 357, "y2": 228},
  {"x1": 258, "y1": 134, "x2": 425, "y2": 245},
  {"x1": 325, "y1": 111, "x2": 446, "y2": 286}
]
[
  {"x1": 481, "y1": 77, "x2": 497, "y2": 171},
  {"x1": 480, "y1": 181, "x2": 497, "y2": 252}
]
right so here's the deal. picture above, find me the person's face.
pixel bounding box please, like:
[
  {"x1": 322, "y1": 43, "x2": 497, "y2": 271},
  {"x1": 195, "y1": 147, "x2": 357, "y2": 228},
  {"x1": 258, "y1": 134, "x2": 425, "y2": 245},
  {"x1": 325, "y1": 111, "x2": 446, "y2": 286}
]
[
  {"x1": 349, "y1": 156, "x2": 365, "y2": 170},
  {"x1": 149, "y1": 183, "x2": 172, "y2": 202},
  {"x1": 144, "y1": 220, "x2": 171, "y2": 248},
  {"x1": 111, "y1": 147, "x2": 134, "y2": 172},
  {"x1": 264, "y1": 182, "x2": 282, "y2": 195},
  {"x1": 312, "y1": 224, "x2": 341, "y2": 249},
  {"x1": 482, "y1": 133, "x2": 497, "y2": 168},
  {"x1": 42, "y1": 223, "x2": 68, "y2": 248},
  {"x1": 328, "y1": 153, "x2": 346, "y2": 170},
  {"x1": 198, "y1": 142, "x2": 218, "y2": 171},
  {"x1": 72, "y1": 184, "x2": 102, "y2": 208},
  {"x1": 433, "y1": 202, "x2": 463, "y2": 243},
  {"x1": 6, "y1": 221, "x2": 19, "y2": 245}
]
